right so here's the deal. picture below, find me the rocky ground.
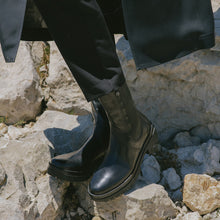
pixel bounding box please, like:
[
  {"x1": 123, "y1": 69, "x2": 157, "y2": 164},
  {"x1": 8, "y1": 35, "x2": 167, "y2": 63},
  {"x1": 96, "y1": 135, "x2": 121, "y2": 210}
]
[{"x1": 0, "y1": 1, "x2": 220, "y2": 219}]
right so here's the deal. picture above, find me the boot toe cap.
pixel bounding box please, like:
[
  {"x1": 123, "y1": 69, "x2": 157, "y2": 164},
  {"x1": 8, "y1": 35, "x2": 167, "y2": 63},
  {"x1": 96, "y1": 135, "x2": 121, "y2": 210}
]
[{"x1": 89, "y1": 165, "x2": 128, "y2": 196}]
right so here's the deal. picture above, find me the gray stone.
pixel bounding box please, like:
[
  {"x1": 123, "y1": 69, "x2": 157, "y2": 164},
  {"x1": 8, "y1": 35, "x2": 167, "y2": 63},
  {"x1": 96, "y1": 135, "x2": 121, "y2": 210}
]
[
  {"x1": 141, "y1": 154, "x2": 161, "y2": 184},
  {"x1": 75, "y1": 183, "x2": 178, "y2": 220},
  {"x1": 33, "y1": 110, "x2": 93, "y2": 154},
  {"x1": 0, "y1": 123, "x2": 7, "y2": 137},
  {"x1": 170, "y1": 189, "x2": 183, "y2": 202},
  {"x1": 170, "y1": 139, "x2": 220, "y2": 178},
  {"x1": 174, "y1": 132, "x2": 200, "y2": 148},
  {"x1": 0, "y1": 41, "x2": 43, "y2": 124},
  {"x1": 190, "y1": 126, "x2": 211, "y2": 143},
  {"x1": 162, "y1": 168, "x2": 182, "y2": 191}
]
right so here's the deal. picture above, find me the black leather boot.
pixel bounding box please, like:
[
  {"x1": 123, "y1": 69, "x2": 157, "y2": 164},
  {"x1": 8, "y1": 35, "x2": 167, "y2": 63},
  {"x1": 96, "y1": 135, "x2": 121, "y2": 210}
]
[
  {"x1": 47, "y1": 100, "x2": 110, "y2": 181},
  {"x1": 88, "y1": 83, "x2": 158, "y2": 200}
]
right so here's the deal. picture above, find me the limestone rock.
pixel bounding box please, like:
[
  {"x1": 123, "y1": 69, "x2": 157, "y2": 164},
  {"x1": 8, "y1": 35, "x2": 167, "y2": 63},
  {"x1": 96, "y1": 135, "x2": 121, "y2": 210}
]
[
  {"x1": 0, "y1": 110, "x2": 93, "y2": 219},
  {"x1": 0, "y1": 198, "x2": 24, "y2": 220},
  {"x1": 0, "y1": 162, "x2": 6, "y2": 186},
  {"x1": 162, "y1": 168, "x2": 182, "y2": 190},
  {"x1": 75, "y1": 183, "x2": 178, "y2": 220},
  {"x1": 0, "y1": 123, "x2": 8, "y2": 137},
  {"x1": 170, "y1": 139, "x2": 220, "y2": 178},
  {"x1": 203, "y1": 210, "x2": 220, "y2": 220},
  {"x1": 33, "y1": 110, "x2": 93, "y2": 154},
  {"x1": 45, "y1": 42, "x2": 91, "y2": 115},
  {"x1": 29, "y1": 41, "x2": 45, "y2": 68},
  {"x1": 183, "y1": 174, "x2": 220, "y2": 215},
  {"x1": 141, "y1": 154, "x2": 161, "y2": 184},
  {"x1": 174, "y1": 212, "x2": 202, "y2": 220},
  {"x1": 0, "y1": 41, "x2": 42, "y2": 124}
]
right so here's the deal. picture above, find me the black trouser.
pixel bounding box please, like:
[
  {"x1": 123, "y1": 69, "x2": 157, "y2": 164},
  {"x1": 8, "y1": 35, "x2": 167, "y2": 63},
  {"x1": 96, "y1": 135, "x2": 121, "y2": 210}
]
[{"x1": 34, "y1": 0, "x2": 126, "y2": 101}]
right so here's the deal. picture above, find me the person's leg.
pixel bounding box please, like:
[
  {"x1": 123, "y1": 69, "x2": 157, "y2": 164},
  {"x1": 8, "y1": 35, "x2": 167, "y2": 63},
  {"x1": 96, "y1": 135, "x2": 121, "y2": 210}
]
[
  {"x1": 33, "y1": 0, "x2": 125, "y2": 181},
  {"x1": 34, "y1": 0, "x2": 158, "y2": 199},
  {"x1": 34, "y1": 0, "x2": 125, "y2": 101}
]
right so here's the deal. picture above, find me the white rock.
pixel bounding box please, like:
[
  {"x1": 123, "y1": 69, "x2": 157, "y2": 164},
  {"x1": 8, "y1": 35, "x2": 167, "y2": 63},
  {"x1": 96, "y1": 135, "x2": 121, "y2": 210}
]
[
  {"x1": 0, "y1": 110, "x2": 94, "y2": 219},
  {"x1": 46, "y1": 42, "x2": 91, "y2": 115},
  {"x1": 0, "y1": 42, "x2": 42, "y2": 124},
  {"x1": 162, "y1": 168, "x2": 182, "y2": 190},
  {"x1": 0, "y1": 198, "x2": 24, "y2": 220},
  {"x1": 141, "y1": 154, "x2": 161, "y2": 184},
  {"x1": 32, "y1": 110, "x2": 93, "y2": 154},
  {"x1": 174, "y1": 212, "x2": 202, "y2": 220},
  {"x1": 0, "y1": 123, "x2": 8, "y2": 137},
  {"x1": 75, "y1": 183, "x2": 178, "y2": 220},
  {"x1": 0, "y1": 162, "x2": 6, "y2": 186}
]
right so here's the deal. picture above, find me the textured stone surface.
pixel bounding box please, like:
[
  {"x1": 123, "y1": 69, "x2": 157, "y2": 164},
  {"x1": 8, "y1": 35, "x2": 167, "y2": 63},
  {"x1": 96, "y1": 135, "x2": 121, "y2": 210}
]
[
  {"x1": 162, "y1": 168, "x2": 182, "y2": 191},
  {"x1": 75, "y1": 183, "x2": 178, "y2": 220},
  {"x1": 0, "y1": 162, "x2": 6, "y2": 186},
  {"x1": 33, "y1": 110, "x2": 93, "y2": 154},
  {"x1": 0, "y1": 110, "x2": 93, "y2": 219},
  {"x1": 141, "y1": 154, "x2": 161, "y2": 184},
  {"x1": 174, "y1": 211, "x2": 202, "y2": 220},
  {"x1": 45, "y1": 42, "x2": 91, "y2": 115},
  {"x1": 183, "y1": 174, "x2": 220, "y2": 215},
  {"x1": 170, "y1": 139, "x2": 220, "y2": 178},
  {"x1": 0, "y1": 41, "x2": 42, "y2": 124},
  {"x1": 174, "y1": 132, "x2": 200, "y2": 148}
]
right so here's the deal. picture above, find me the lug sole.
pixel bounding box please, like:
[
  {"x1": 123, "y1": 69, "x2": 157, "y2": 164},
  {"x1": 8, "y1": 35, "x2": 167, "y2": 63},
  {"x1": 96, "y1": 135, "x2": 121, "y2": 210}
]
[{"x1": 88, "y1": 124, "x2": 158, "y2": 201}]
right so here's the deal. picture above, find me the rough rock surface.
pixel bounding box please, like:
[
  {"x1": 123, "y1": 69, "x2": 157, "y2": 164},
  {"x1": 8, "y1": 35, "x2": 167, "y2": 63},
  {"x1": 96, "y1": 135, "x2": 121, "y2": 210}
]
[
  {"x1": 162, "y1": 168, "x2": 182, "y2": 191},
  {"x1": 174, "y1": 211, "x2": 202, "y2": 220},
  {"x1": 74, "y1": 182, "x2": 178, "y2": 220},
  {"x1": 170, "y1": 139, "x2": 220, "y2": 178},
  {"x1": 141, "y1": 154, "x2": 161, "y2": 184},
  {"x1": 0, "y1": 41, "x2": 42, "y2": 124},
  {"x1": 0, "y1": 110, "x2": 93, "y2": 219},
  {"x1": 183, "y1": 174, "x2": 220, "y2": 215},
  {"x1": 0, "y1": 1, "x2": 219, "y2": 219},
  {"x1": 45, "y1": 42, "x2": 91, "y2": 115}
]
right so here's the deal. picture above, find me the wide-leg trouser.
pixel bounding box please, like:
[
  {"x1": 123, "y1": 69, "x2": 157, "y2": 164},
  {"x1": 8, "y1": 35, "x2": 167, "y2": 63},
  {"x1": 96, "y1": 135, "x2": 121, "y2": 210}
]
[{"x1": 34, "y1": 0, "x2": 125, "y2": 101}]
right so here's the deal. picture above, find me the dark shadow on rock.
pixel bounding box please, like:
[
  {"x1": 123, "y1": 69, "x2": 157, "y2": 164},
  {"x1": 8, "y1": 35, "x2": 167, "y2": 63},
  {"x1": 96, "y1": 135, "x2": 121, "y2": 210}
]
[
  {"x1": 44, "y1": 114, "x2": 94, "y2": 157},
  {"x1": 46, "y1": 114, "x2": 94, "y2": 218}
]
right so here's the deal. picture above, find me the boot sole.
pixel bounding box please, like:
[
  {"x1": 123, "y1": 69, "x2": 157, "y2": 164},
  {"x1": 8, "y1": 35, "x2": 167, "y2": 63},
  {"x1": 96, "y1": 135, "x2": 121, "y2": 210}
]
[
  {"x1": 47, "y1": 155, "x2": 104, "y2": 182},
  {"x1": 88, "y1": 124, "x2": 158, "y2": 201}
]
